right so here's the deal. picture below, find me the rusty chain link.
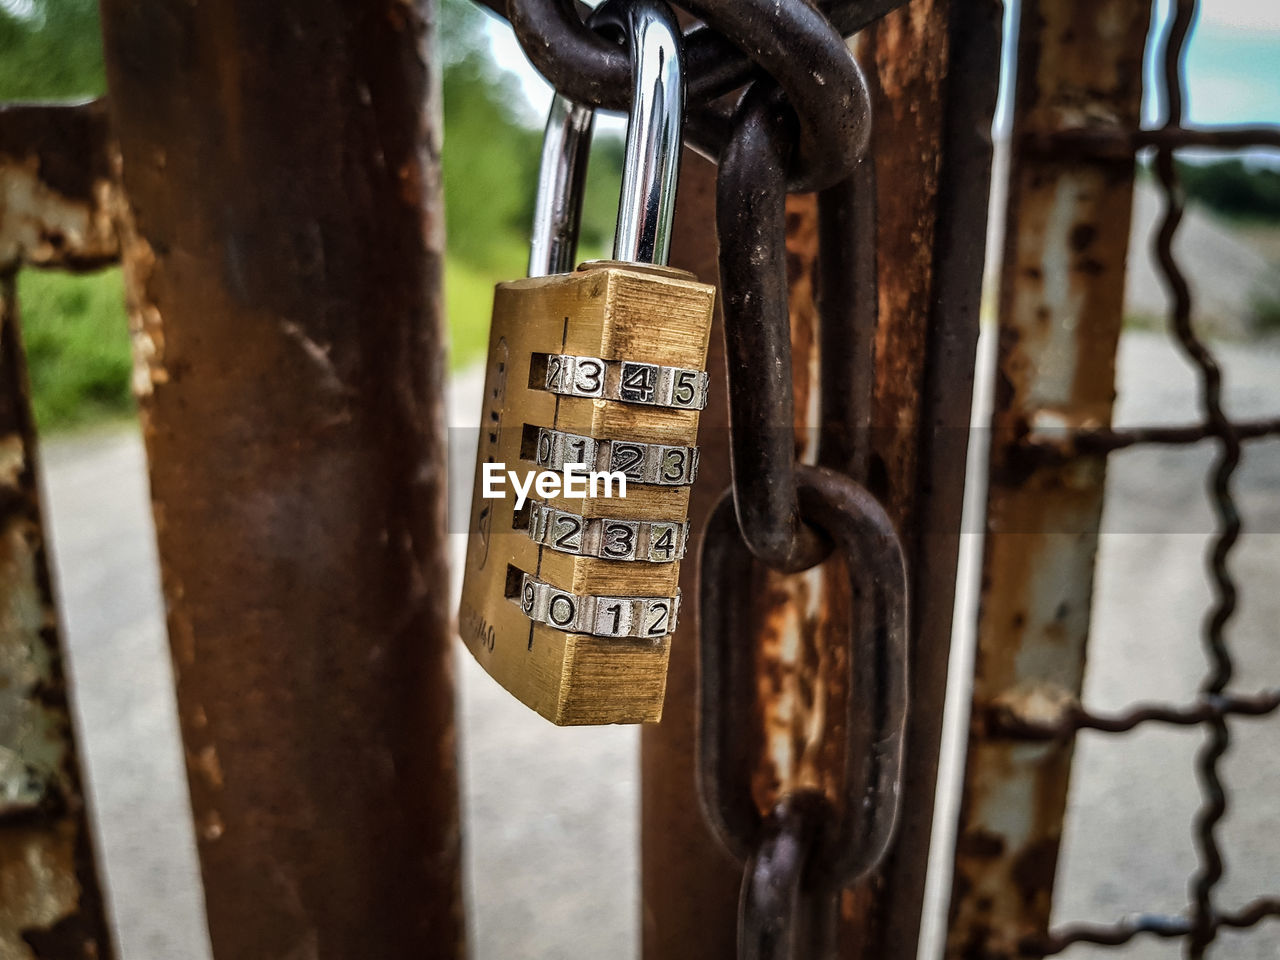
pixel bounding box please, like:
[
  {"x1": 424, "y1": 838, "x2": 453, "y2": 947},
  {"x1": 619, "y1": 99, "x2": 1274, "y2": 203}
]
[
  {"x1": 698, "y1": 468, "x2": 909, "y2": 876},
  {"x1": 483, "y1": 1, "x2": 913, "y2": 956},
  {"x1": 478, "y1": 0, "x2": 907, "y2": 190}
]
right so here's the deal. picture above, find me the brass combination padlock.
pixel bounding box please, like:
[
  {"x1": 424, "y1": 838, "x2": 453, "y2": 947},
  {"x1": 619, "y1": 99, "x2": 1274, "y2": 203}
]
[{"x1": 458, "y1": 0, "x2": 714, "y2": 725}]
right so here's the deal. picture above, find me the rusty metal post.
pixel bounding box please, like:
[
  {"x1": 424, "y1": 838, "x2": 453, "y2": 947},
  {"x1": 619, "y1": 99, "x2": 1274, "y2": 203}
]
[
  {"x1": 97, "y1": 3, "x2": 465, "y2": 958},
  {"x1": 641, "y1": 148, "x2": 741, "y2": 960},
  {"x1": 643, "y1": 2, "x2": 999, "y2": 956},
  {"x1": 0, "y1": 100, "x2": 119, "y2": 960},
  {"x1": 845, "y1": 2, "x2": 1002, "y2": 955},
  {"x1": 0, "y1": 280, "x2": 116, "y2": 960},
  {"x1": 945, "y1": 0, "x2": 1152, "y2": 956}
]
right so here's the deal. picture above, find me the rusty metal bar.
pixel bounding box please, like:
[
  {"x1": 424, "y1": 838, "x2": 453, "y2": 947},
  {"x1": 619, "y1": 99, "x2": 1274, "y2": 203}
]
[
  {"x1": 0, "y1": 99, "x2": 119, "y2": 960},
  {"x1": 944, "y1": 0, "x2": 1154, "y2": 956},
  {"x1": 641, "y1": 148, "x2": 741, "y2": 960},
  {"x1": 1029, "y1": 895, "x2": 1280, "y2": 954},
  {"x1": 0, "y1": 273, "x2": 115, "y2": 960},
  {"x1": 0, "y1": 101, "x2": 119, "y2": 274},
  {"x1": 644, "y1": 2, "x2": 999, "y2": 957},
  {"x1": 984, "y1": 688, "x2": 1280, "y2": 741},
  {"x1": 1151, "y1": 5, "x2": 1244, "y2": 954},
  {"x1": 1024, "y1": 417, "x2": 1280, "y2": 459},
  {"x1": 841, "y1": 0, "x2": 1001, "y2": 955},
  {"x1": 1026, "y1": 123, "x2": 1280, "y2": 158},
  {"x1": 97, "y1": 2, "x2": 465, "y2": 957}
]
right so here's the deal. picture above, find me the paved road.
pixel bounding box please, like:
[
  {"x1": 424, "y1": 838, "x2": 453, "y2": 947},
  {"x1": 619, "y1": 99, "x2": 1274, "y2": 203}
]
[{"x1": 39, "y1": 329, "x2": 1280, "y2": 959}]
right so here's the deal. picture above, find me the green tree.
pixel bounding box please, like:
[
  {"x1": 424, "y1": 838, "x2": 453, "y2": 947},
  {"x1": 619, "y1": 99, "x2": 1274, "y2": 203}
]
[
  {"x1": 1177, "y1": 158, "x2": 1280, "y2": 224},
  {"x1": 440, "y1": 0, "x2": 624, "y2": 270},
  {"x1": 441, "y1": 0, "x2": 542, "y2": 273},
  {"x1": 0, "y1": 0, "x2": 104, "y2": 99}
]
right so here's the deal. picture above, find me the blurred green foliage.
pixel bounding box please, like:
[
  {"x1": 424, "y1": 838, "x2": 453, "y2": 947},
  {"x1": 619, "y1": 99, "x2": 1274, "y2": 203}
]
[
  {"x1": 440, "y1": 0, "x2": 623, "y2": 274},
  {"x1": 0, "y1": 0, "x2": 104, "y2": 98},
  {"x1": 1177, "y1": 159, "x2": 1280, "y2": 224},
  {"x1": 16, "y1": 268, "x2": 133, "y2": 427},
  {"x1": 0, "y1": 0, "x2": 622, "y2": 430}
]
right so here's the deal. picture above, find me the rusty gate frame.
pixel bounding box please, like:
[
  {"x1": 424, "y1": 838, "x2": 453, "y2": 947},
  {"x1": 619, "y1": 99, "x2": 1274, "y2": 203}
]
[
  {"x1": 4, "y1": 0, "x2": 1280, "y2": 958},
  {"x1": 0, "y1": 100, "x2": 118, "y2": 959},
  {"x1": 0, "y1": 0, "x2": 466, "y2": 953}
]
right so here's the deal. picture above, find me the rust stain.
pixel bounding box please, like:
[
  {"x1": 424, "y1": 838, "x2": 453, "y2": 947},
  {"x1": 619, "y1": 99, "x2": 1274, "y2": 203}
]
[
  {"x1": 0, "y1": 102, "x2": 120, "y2": 274},
  {"x1": 110, "y1": 192, "x2": 166, "y2": 401},
  {"x1": 750, "y1": 195, "x2": 852, "y2": 820},
  {"x1": 866, "y1": 0, "x2": 947, "y2": 528},
  {"x1": 945, "y1": 1, "x2": 1153, "y2": 956},
  {"x1": 0, "y1": 280, "x2": 113, "y2": 957}
]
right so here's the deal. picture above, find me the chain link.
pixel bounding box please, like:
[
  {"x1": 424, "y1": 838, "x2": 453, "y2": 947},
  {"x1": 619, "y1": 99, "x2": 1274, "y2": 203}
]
[{"x1": 483, "y1": 0, "x2": 905, "y2": 190}]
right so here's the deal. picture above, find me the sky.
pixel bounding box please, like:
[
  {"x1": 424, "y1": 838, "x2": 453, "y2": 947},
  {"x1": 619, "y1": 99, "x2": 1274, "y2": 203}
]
[
  {"x1": 1169, "y1": 0, "x2": 1280, "y2": 127},
  {"x1": 482, "y1": 0, "x2": 1280, "y2": 138}
]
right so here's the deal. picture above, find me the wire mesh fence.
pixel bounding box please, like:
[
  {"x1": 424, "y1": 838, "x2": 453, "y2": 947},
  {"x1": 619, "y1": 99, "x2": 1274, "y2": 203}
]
[{"x1": 947, "y1": 1, "x2": 1280, "y2": 957}]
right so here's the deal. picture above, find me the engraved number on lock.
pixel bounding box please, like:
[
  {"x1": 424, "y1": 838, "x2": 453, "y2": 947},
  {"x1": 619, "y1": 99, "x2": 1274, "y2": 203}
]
[
  {"x1": 610, "y1": 441, "x2": 646, "y2": 480},
  {"x1": 600, "y1": 520, "x2": 639, "y2": 560},
  {"x1": 524, "y1": 503, "x2": 689, "y2": 562},
  {"x1": 537, "y1": 354, "x2": 708, "y2": 410},
  {"x1": 643, "y1": 599, "x2": 672, "y2": 638},
  {"x1": 659, "y1": 447, "x2": 689, "y2": 484},
  {"x1": 647, "y1": 522, "x2": 681, "y2": 562},
  {"x1": 573, "y1": 358, "x2": 605, "y2": 396},
  {"x1": 552, "y1": 513, "x2": 584, "y2": 553},
  {"x1": 547, "y1": 591, "x2": 577, "y2": 629},
  {"x1": 619, "y1": 362, "x2": 658, "y2": 404},
  {"x1": 671, "y1": 369, "x2": 702, "y2": 408},
  {"x1": 534, "y1": 430, "x2": 698, "y2": 485},
  {"x1": 535, "y1": 427, "x2": 600, "y2": 471},
  {"x1": 595, "y1": 599, "x2": 633, "y2": 637},
  {"x1": 515, "y1": 572, "x2": 681, "y2": 638}
]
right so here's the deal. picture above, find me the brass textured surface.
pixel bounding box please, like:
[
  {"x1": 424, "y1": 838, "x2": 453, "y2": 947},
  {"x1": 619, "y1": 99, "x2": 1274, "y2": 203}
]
[{"x1": 459, "y1": 262, "x2": 714, "y2": 725}]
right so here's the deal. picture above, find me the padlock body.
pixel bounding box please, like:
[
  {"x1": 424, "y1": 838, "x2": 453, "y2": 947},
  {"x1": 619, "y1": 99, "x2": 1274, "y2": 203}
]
[{"x1": 458, "y1": 262, "x2": 715, "y2": 725}]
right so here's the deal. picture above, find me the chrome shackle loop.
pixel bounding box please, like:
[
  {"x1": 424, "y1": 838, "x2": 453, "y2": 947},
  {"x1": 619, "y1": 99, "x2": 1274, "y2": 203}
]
[{"x1": 528, "y1": 0, "x2": 684, "y2": 277}]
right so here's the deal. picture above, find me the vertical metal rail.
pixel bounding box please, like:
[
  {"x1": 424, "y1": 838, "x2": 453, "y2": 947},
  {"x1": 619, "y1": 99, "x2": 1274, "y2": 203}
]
[
  {"x1": 944, "y1": 1, "x2": 1153, "y2": 955},
  {"x1": 0, "y1": 101, "x2": 118, "y2": 960},
  {"x1": 642, "y1": 149, "x2": 741, "y2": 960},
  {"x1": 642, "y1": 2, "x2": 1000, "y2": 957},
  {"x1": 844, "y1": 2, "x2": 1001, "y2": 955},
  {"x1": 97, "y1": 2, "x2": 465, "y2": 957}
]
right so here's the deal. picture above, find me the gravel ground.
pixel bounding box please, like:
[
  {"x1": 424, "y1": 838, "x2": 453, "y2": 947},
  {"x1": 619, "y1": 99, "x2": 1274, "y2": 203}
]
[{"x1": 39, "y1": 328, "x2": 1280, "y2": 959}]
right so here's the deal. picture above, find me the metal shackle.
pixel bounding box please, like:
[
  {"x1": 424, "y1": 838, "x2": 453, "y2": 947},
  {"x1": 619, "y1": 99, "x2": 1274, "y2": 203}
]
[{"x1": 528, "y1": 0, "x2": 684, "y2": 277}]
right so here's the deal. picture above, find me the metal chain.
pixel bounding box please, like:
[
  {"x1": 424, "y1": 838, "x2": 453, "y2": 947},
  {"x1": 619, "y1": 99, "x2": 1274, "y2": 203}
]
[
  {"x1": 479, "y1": 0, "x2": 909, "y2": 190},
  {"x1": 485, "y1": 1, "x2": 913, "y2": 956},
  {"x1": 698, "y1": 468, "x2": 909, "y2": 877}
]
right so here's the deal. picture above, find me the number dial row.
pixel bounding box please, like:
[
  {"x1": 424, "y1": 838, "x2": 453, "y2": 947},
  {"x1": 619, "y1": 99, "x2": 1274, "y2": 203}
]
[
  {"x1": 534, "y1": 427, "x2": 699, "y2": 486},
  {"x1": 524, "y1": 500, "x2": 690, "y2": 562},
  {"x1": 517, "y1": 573, "x2": 680, "y2": 639},
  {"x1": 542, "y1": 354, "x2": 709, "y2": 411}
]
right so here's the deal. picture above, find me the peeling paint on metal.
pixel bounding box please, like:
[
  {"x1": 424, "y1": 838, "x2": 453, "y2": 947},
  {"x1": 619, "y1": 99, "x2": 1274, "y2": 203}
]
[
  {"x1": 0, "y1": 102, "x2": 120, "y2": 274},
  {"x1": 0, "y1": 278, "x2": 114, "y2": 958},
  {"x1": 750, "y1": 194, "x2": 850, "y2": 817},
  {"x1": 945, "y1": 1, "x2": 1153, "y2": 956},
  {"x1": 0, "y1": 159, "x2": 118, "y2": 271}
]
